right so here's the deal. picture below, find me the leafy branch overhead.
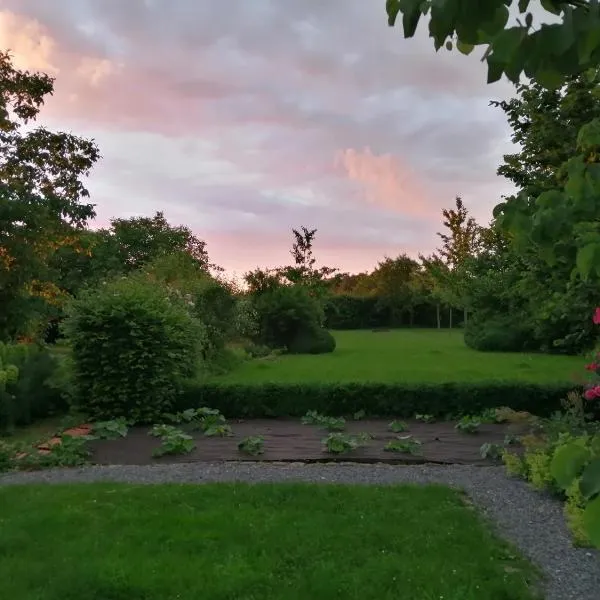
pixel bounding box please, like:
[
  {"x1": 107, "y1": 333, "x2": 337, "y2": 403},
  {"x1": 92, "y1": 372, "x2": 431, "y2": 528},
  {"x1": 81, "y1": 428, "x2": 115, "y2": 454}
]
[{"x1": 386, "y1": 0, "x2": 600, "y2": 89}]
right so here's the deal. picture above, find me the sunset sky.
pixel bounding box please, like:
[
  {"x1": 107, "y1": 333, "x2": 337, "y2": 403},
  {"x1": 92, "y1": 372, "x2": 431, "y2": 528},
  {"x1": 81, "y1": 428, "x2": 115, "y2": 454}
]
[{"x1": 0, "y1": 0, "x2": 519, "y2": 278}]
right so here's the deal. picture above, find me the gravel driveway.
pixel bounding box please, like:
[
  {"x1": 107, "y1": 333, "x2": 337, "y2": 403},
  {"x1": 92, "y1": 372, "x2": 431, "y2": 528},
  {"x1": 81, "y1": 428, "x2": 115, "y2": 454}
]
[{"x1": 2, "y1": 462, "x2": 599, "y2": 600}]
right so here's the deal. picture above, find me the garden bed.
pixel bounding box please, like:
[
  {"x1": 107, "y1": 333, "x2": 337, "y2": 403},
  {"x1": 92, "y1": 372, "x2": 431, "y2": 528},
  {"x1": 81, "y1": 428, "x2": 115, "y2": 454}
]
[{"x1": 88, "y1": 418, "x2": 528, "y2": 465}]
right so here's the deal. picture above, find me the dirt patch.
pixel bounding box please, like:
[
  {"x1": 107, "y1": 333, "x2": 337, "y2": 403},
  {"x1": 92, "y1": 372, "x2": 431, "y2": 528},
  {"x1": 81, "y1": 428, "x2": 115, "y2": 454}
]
[{"x1": 89, "y1": 419, "x2": 528, "y2": 466}]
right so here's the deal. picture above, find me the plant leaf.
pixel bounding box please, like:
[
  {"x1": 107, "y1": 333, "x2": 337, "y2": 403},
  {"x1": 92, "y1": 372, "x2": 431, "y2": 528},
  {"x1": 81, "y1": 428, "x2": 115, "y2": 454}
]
[
  {"x1": 550, "y1": 443, "x2": 591, "y2": 490},
  {"x1": 580, "y1": 458, "x2": 600, "y2": 501}
]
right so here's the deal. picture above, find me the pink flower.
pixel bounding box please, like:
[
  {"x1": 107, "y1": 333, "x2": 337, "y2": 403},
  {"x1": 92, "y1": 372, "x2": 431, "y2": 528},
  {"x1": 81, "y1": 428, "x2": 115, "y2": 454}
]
[
  {"x1": 584, "y1": 385, "x2": 600, "y2": 401},
  {"x1": 585, "y1": 362, "x2": 599, "y2": 372},
  {"x1": 593, "y1": 307, "x2": 600, "y2": 325}
]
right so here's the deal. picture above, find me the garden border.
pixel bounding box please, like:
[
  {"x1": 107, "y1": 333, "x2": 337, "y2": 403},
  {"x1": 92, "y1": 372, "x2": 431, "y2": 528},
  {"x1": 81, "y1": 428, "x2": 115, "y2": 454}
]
[{"x1": 179, "y1": 381, "x2": 577, "y2": 418}]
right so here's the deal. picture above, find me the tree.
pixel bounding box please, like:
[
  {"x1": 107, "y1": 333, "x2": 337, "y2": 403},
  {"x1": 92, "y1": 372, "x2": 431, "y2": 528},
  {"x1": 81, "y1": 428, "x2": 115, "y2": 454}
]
[
  {"x1": 386, "y1": 1, "x2": 600, "y2": 89},
  {"x1": 0, "y1": 52, "x2": 100, "y2": 340},
  {"x1": 371, "y1": 254, "x2": 420, "y2": 326},
  {"x1": 279, "y1": 226, "x2": 337, "y2": 291},
  {"x1": 436, "y1": 197, "x2": 482, "y2": 325},
  {"x1": 106, "y1": 211, "x2": 211, "y2": 272},
  {"x1": 386, "y1": 1, "x2": 600, "y2": 282}
]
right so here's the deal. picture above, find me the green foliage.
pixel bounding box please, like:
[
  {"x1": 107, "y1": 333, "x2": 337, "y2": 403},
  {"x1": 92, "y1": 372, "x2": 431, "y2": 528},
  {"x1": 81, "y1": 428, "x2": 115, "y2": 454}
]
[
  {"x1": 525, "y1": 449, "x2": 555, "y2": 490},
  {"x1": 287, "y1": 326, "x2": 336, "y2": 355},
  {"x1": 415, "y1": 413, "x2": 435, "y2": 423},
  {"x1": 300, "y1": 410, "x2": 346, "y2": 431},
  {"x1": 64, "y1": 275, "x2": 202, "y2": 423},
  {"x1": 322, "y1": 432, "x2": 370, "y2": 454},
  {"x1": 0, "y1": 343, "x2": 65, "y2": 433},
  {"x1": 41, "y1": 435, "x2": 90, "y2": 467},
  {"x1": 109, "y1": 212, "x2": 210, "y2": 272},
  {"x1": 238, "y1": 435, "x2": 265, "y2": 456},
  {"x1": 91, "y1": 418, "x2": 129, "y2": 440},
  {"x1": 149, "y1": 425, "x2": 195, "y2": 457},
  {"x1": 353, "y1": 409, "x2": 366, "y2": 421},
  {"x1": 384, "y1": 436, "x2": 422, "y2": 455},
  {"x1": 181, "y1": 381, "x2": 572, "y2": 419},
  {"x1": 204, "y1": 423, "x2": 233, "y2": 437},
  {"x1": 386, "y1": 0, "x2": 600, "y2": 87},
  {"x1": 252, "y1": 284, "x2": 326, "y2": 352},
  {"x1": 388, "y1": 420, "x2": 408, "y2": 433},
  {"x1": 480, "y1": 443, "x2": 503, "y2": 461},
  {"x1": 455, "y1": 416, "x2": 482, "y2": 434},
  {"x1": 464, "y1": 314, "x2": 535, "y2": 352},
  {"x1": 0, "y1": 52, "x2": 99, "y2": 341},
  {"x1": 550, "y1": 442, "x2": 591, "y2": 488},
  {"x1": 502, "y1": 451, "x2": 528, "y2": 478}
]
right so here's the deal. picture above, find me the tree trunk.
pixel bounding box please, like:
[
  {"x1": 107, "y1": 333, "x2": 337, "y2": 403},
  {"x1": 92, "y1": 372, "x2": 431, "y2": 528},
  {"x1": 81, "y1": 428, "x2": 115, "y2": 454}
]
[
  {"x1": 436, "y1": 304, "x2": 441, "y2": 329},
  {"x1": 449, "y1": 307, "x2": 453, "y2": 329}
]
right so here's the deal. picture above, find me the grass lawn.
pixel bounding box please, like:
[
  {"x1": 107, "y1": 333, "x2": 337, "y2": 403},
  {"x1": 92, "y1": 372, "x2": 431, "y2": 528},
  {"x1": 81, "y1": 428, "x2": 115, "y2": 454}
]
[
  {"x1": 0, "y1": 483, "x2": 539, "y2": 600},
  {"x1": 213, "y1": 329, "x2": 583, "y2": 385}
]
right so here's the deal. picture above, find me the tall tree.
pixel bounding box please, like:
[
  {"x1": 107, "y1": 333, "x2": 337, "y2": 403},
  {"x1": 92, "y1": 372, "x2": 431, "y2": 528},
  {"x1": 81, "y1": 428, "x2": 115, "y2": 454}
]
[
  {"x1": 106, "y1": 212, "x2": 211, "y2": 272},
  {"x1": 0, "y1": 51, "x2": 100, "y2": 340},
  {"x1": 279, "y1": 226, "x2": 336, "y2": 291},
  {"x1": 436, "y1": 197, "x2": 481, "y2": 325}
]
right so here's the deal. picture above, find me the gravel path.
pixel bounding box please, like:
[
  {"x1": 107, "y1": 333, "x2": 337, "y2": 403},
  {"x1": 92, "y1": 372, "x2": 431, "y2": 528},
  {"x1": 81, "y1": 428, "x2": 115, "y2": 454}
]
[{"x1": 2, "y1": 462, "x2": 599, "y2": 600}]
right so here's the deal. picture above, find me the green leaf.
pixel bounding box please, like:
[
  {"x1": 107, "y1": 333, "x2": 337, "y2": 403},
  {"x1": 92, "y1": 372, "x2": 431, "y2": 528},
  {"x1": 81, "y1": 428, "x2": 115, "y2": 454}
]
[
  {"x1": 580, "y1": 458, "x2": 600, "y2": 501},
  {"x1": 577, "y1": 26, "x2": 600, "y2": 65},
  {"x1": 386, "y1": 0, "x2": 401, "y2": 26},
  {"x1": 583, "y1": 496, "x2": 600, "y2": 548},
  {"x1": 518, "y1": 0, "x2": 531, "y2": 13},
  {"x1": 490, "y1": 27, "x2": 526, "y2": 64},
  {"x1": 401, "y1": 0, "x2": 424, "y2": 37},
  {"x1": 535, "y1": 189, "x2": 565, "y2": 209},
  {"x1": 540, "y1": 0, "x2": 562, "y2": 16},
  {"x1": 487, "y1": 59, "x2": 504, "y2": 84},
  {"x1": 525, "y1": 13, "x2": 533, "y2": 28},
  {"x1": 457, "y1": 40, "x2": 474, "y2": 55},
  {"x1": 550, "y1": 443, "x2": 590, "y2": 490},
  {"x1": 534, "y1": 65, "x2": 564, "y2": 89},
  {"x1": 576, "y1": 243, "x2": 600, "y2": 279},
  {"x1": 577, "y1": 118, "x2": 600, "y2": 151},
  {"x1": 480, "y1": 4, "x2": 510, "y2": 37},
  {"x1": 446, "y1": 39, "x2": 453, "y2": 51}
]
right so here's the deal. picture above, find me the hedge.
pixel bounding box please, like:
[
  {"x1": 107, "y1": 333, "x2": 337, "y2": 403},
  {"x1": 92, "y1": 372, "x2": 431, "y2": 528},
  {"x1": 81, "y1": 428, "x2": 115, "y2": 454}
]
[{"x1": 178, "y1": 381, "x2": 576, "y2": 419}]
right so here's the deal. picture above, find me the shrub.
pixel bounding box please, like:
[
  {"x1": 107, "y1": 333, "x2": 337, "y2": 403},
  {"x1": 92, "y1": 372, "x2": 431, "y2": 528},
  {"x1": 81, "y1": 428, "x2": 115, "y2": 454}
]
[
  {"x1": 0, "y1": 343, "x2": 64, "y2": 433},
  {"x1": 252, "y1": 285, "x2": 324, "y2": 350},
  {"x1": 288, "y1": 326, "x2": 336, "y2": 355},
  {"x1": 179, "y1": 381, "x2": 572, "y2": 419},
  {"x1": 464, "y1": 314, "x2": 535, "y2": 352},
  {"x1": 63, "y1": 275, "x2": 202, "y2": 423}
]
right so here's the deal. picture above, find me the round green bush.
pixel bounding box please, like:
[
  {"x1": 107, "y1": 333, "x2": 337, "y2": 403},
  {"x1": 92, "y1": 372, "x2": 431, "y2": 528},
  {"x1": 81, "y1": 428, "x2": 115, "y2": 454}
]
[
  {"x1": 288, "y1": 326, "x2": 336, "y2": 354},
  {"x1": 63, "y1": 275, "x2": 203, "y2": 423},
  {"x1": 253, "y1": 285, "x2": 324, "y2": 350}
]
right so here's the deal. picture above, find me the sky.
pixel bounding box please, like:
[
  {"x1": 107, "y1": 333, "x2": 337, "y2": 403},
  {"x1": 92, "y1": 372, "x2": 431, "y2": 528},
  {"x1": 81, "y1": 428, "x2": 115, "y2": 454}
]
[{"x1": 0, "y1": 0, "x2": 520, "y2": 278}]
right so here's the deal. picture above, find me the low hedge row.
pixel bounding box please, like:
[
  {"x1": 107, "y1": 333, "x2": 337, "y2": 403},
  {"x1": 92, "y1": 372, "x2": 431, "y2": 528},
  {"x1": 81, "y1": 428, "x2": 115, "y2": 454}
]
[{"x1": 178, "y1": 381, "x2": 576, "y2": 419}]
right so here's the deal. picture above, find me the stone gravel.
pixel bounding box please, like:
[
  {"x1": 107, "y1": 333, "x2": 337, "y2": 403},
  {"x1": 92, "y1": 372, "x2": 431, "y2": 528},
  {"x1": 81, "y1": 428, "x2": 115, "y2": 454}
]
[{"x1": 2, "y1": 462, "x2": 599, "y2": 600}]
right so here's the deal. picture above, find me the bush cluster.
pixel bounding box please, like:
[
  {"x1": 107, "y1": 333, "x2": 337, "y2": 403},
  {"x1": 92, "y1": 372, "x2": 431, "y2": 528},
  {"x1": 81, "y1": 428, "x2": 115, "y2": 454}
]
[
  {"x1": 64, "y1": 275, "x2": 202, "y2": 423},
  {"x1": 178, "y1": 381, "x2": 573, "y2": 419},
  {"x1": 0, "y1": 343, "x2": 65, "y2": 433},
  {"x1": 252, "y1": 284, "x2": 334, "y2": 355}
]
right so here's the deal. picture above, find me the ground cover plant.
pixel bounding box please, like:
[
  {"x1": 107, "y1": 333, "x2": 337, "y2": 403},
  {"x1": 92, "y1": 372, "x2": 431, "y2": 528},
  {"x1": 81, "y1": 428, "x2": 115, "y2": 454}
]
[
  {"x1": 0, "y1": 483, "x2": 540, "y2": 600},
  {"x1": 384, "y1": 436, "x2": 422, "y2": 455},
  {"x1": 208, "y1": 330, "x2": 581, "y2": 385}
]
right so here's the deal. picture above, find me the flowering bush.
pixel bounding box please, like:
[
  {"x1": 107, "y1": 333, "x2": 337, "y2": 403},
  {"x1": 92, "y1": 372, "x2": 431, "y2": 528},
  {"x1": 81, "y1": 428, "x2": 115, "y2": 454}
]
[{"x1": 584, "y1": 310, "x2": 600, "y2": 402}]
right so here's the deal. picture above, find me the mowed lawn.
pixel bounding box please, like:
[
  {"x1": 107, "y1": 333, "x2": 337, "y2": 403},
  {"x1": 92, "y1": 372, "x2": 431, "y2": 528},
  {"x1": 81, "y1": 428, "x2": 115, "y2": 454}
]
[
  {"x1": 214, "y1": 329, "x2": 583, "y2": 384},
  {"x1": 0, "y1": 483, "x2": 539, "y2": 600}
]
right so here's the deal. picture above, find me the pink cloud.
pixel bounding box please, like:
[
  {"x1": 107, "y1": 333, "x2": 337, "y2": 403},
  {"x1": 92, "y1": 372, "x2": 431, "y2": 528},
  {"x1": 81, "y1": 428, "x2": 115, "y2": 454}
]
[{"x1": 0, "y1": 1, "x2": 518, "y2": 275}]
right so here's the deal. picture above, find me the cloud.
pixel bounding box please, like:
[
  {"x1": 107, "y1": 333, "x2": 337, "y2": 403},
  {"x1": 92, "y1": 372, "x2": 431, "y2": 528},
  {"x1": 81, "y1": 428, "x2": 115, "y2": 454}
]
[{"x1": 0, "y1": 0, "x2": 518, "y2": 273}]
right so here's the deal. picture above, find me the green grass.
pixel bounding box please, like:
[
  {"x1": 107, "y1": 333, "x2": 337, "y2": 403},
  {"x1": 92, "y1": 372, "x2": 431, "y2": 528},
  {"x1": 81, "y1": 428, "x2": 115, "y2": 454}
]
[
  {"x1": 0, "y1": 483, "x2": 539, "y2": 600},
  {"x1": 212, "y1": 329, "x2": 583, "y2": 384}
]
